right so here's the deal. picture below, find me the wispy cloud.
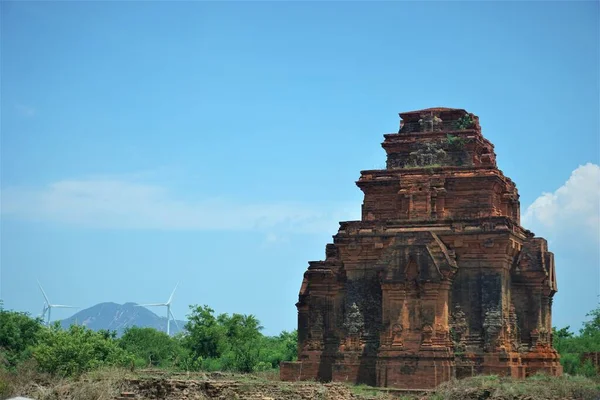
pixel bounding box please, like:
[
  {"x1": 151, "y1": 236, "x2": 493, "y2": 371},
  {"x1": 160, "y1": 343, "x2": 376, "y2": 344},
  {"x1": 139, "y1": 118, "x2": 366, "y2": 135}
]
[
  {"x1": 0, "y1": 177, "x2": 359, "y2": 234},
  {"x1": 523, "y1": 163, "x2": 600, "y2": 241},
  {"x1": 261, "y1": 232, "x2": 291, "y2": 247},
  {"x1": 4, "y1": 164, "x2": 598, "y2": 239},
  {"x1": 15, "y1": 104, "x2": 36, "y2": 118}
]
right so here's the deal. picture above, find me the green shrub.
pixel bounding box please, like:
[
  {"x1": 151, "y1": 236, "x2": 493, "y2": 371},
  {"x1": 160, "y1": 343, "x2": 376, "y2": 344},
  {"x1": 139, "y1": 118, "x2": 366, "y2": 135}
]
[
  {"x1": 553, "y1": 306, "x2": 600, "y2": 377},
  {"x1": 258, "y1": 331, "x2": 297, "y2": 369},
  {"x1": 455, "y1": 113, "x2": 473, "y2": 130},
  {"x1": 580, "y1": 359, "x2": 598, "y2": 378},
  {"x1": 32, "y1": 324, "x2": 133, "y2": 377},
  {"x1": 446, "y1": 134, "x2": 466, "y2": 150},
  {"x1": 201, "y1": 357, "x2": 225, "y2": 372},
  {"x1": 183, "y1": 305, "x2": 296, "y2": 373},
  {"x1": 253, "y1": 361, "x2": 272, "y2": 372},
  {"x1": 0, "y1": 306, "x2": 43, "y2": 369},
  {"x1": 560, "y1": 353, "x2": 582, "y2": 375},
  {"x1": 0, "y1": 377, "x2": 10, "y2": 399},
  {"x1": 119, "y1": 326, "x2": 182, "y2": 368}
]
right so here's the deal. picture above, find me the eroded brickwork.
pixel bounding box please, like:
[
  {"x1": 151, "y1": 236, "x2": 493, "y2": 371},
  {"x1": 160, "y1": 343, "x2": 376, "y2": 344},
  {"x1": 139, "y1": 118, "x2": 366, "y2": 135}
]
[{"x1": 280, "y1": 108, "x2": 562, "y2": 388}]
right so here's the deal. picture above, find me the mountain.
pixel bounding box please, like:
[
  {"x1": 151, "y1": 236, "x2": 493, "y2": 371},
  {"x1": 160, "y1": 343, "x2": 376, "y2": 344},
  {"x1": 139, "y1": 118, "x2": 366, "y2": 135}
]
[{"x1": 59, "y1": 302, "x2": 187, "y2": 336}]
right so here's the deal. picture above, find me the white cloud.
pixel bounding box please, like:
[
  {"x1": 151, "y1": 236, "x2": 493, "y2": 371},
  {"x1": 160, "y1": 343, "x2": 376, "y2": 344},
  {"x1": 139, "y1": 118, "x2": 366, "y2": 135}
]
[
  {"x1": 0, "y1": 177, "x2": 359, "y2": 234},
  {"x1": 262, "y1": 233, "x2": 291, "y2": 247},
  {"x1": 523, "y1": 163, "x2": 600, "y2": 238},
  {"x1": 15, "y1": 104, "x2": 36, "y2": 118},
  {"x1": 4, "y1": 165, "x2": 598, "y2": 239}
]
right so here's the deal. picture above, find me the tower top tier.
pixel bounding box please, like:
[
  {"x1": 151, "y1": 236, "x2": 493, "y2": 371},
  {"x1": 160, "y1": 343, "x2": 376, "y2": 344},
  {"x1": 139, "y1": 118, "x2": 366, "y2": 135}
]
[
  {"x1": 397, "y1": 107, "x2": 481, "y2": 134},
  {"x1": 383, "y1": 107, "x2": 493, "y2": 170}
]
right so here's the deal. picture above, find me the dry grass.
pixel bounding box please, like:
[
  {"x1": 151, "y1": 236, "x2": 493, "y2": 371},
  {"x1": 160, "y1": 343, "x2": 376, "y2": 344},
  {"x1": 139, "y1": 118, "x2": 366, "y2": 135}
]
[
  {"x1": 0, "y1": 359, "x2": 53, "y2": 400},
  {"x1": 2, "y1": 366, "x2": 598, "y2": 400},
  {"x1": 1, "y1": 366, "x2": 135, "y2": 400},
  {"x1": 348, "y1": 384, "x2": 402, "y2": 399},
  {"x1": 429, "y1": 373, "x2": 600, "y2": 400},
  {"x1": 248, "y1": 368, "x2": 281, "y2": 382}
]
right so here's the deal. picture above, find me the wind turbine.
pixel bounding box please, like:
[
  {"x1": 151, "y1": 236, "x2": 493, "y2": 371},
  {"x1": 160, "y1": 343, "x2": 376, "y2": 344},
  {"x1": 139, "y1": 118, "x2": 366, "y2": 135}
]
[
  {"x1": 37, "y1": 280, "x2": 78, "y2": 326},
  {"x1": 137, "y1": 283, "x2": 180, "y2": 335}
]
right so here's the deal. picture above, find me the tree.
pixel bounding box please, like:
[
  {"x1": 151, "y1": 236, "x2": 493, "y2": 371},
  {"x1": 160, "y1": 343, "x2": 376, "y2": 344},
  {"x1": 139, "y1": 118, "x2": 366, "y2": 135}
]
[
  {"x1": 183, "y1": 306, "x2": 268, "y2": 372},
  {"x1": 0, "y1": 306, "x2": 43, "y2": 369},
  {"x1": 581, "y1": 307, "x2": 600, "y2": 338},
  {"x1": 552, "y1": 326, "x2": 574, "y2": 354},
  {"x1": 277, "y1": 329, "x2": 298, "y2": 363},
  {"x1": 119, "y1": 326, "x2": 182, "y2": 368},
  {"x1": 553, "y1": 305, "x2": 600, "y2": 376},
  {"x1": 219, "y1": 313, "x2": 263, "y2": 372},
  {"x1": 258, "y1": 330, "x2": 297, "y2": 369},
  {"x1": 184, "y1": 305, "x2": 226, "y2": 361}
]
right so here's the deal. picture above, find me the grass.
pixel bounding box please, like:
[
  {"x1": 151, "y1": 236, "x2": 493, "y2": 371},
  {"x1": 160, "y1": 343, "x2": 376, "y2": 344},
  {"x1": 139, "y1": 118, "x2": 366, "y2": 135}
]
[
  {"x1": 350, "y1": 383, "x2": 383, "y2": 397},
  {"x1": 349, "y1": 383, "x2": 399, "y2": 399},
  {"x1": 402, "y1": 163, "x2": 443, "y2": 170},
  {"x1": 1, "y1": 365, "x2": 132, "y2": 400},
  {"x1": 344, "y1": 373, "x2": 600, "y2": 400},
  {"x1": 249, "y1": 367, "x2": 281, "y2": 382},
  {"x1": 430, "y1": 373, "x2": 600, "y2": 400},
  {"x1": 0, "y1": 359, "x2": 52, "y2": 400},
  {"x1": 2, "y1": 365, "x2": 598, "y2": 400}
]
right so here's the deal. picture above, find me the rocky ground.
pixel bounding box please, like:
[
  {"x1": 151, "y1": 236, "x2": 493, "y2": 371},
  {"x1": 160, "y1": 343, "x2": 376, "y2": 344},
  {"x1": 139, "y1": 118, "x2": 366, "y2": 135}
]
[
  {"x1": 3, "y1": 369, "x2": 599, "y2": 400},
  {"x1": 118, "y1": 378, "x2": 365, "y2": 400}
]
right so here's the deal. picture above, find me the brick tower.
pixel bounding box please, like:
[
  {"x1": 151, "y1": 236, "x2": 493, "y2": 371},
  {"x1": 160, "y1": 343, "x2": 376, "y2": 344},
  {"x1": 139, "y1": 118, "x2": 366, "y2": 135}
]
[{"x1": 280, "y1": 108, "x2": 562, "y2": 389}]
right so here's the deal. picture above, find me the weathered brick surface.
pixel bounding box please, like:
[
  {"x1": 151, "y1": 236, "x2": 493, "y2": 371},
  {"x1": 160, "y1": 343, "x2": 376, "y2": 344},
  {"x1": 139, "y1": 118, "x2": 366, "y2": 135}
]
[{"x1": 280, "y1": 108, "x2": 562, "y2": 389}]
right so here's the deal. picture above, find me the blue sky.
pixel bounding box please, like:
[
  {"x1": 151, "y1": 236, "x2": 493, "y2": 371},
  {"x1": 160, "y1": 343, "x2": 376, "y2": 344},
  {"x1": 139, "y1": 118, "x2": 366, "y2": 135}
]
[{"x1": 1, "y1": 1, "x2": 598, "y2": 335}]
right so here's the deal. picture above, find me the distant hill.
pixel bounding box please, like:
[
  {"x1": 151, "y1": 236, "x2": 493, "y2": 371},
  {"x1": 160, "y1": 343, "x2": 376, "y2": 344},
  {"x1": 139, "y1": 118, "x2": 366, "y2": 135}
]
[{"x1": 59, "y1": 302, "x2": 187, "y2": 336}]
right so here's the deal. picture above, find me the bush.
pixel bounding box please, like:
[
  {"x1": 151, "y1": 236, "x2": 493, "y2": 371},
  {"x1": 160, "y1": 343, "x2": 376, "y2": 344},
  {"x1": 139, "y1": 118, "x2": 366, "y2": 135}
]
[
  {"x1": 32, "y1": 324, "x2": 133, "y2": 377},
  {"x1": 446, "y1": 134, "x2": 466, "y2": 150},
  {"x1": 119, "y1": 326, "x2": 182, "y2": 368},
  {"x1": 553, "y1": 305, "x2": 600, "y2": 377},
  {"x1": 580, "y1": 359, "x2": 598, "y2": 378},
  {"x1": 0, "y1": 301, "x2": 299, "y2": 378},
  {"x1": 183, "y1": 305, "x2": 296, "y2": 373},
  {"x1": 200, "y1": 357, "x2": 225, "y2": 372},
  {"x1": 0, "y1": 306, "x2": 43, "y2": 369},
  {"x1": 560, "y1": 353, "x2": 582, "y2": 375},
  {"x1": 455, "y1": 113, "x2": 473, "y2": 130},
  {"x1": 258, "y1": 331, "x2": 297, "y2": 369}
]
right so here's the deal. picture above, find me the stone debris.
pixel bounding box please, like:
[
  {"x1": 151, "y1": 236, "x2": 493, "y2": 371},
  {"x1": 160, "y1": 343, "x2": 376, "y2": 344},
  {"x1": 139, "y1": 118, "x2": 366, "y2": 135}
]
[{"x1": 112, "y1": 378, "x2": 363, "y2": 400}]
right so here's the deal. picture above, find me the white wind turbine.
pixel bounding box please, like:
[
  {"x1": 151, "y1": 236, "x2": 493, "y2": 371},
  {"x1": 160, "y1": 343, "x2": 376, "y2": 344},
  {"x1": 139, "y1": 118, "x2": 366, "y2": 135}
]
[
  {"x1": 37, "y1": 280, "x2": 78, "y2": 326},
  {"x1": 138, "y1": 283, "x2": 180, "y2": 336}
]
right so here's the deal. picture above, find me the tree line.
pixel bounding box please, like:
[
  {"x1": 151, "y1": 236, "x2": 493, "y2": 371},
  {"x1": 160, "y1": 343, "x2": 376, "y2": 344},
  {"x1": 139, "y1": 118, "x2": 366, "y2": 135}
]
[
  {"x1": 1, "y1": 301, "x2": 599, "y2": 379},
  {"x1": 552, "y1": 306, "x2": 600, "y2": 377},
  {"x1": 0, "y1": 303, "x2": 297, "y2": 377}
]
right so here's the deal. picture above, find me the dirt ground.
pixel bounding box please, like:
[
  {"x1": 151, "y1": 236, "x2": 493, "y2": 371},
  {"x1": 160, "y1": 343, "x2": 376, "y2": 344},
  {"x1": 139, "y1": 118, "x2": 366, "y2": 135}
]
[{"x1": 4, "y1": 369, "x2": 600, "y2": 400}]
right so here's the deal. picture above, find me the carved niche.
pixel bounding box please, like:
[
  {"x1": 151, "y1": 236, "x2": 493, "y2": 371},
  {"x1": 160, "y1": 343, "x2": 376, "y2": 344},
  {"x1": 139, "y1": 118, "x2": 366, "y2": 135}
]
[
  {"x1": 421, "y1": 324, "x2": 434, "y2": 347},
  {"x1": 507, "y1": 303, "x2": 519, "y2": 351},
  {"x1": 341, "y1": 303, "x2": 365, "y2": 352},
  {"x1": 391, "y1": 318, "x2": 404, "y2": 348},
  {"x1": 304, "y1": 311, "x2": 324, "y2": 351},
  {"x1": 450, "y1": 305, "x2": 468, "y2": 352},
  {"x1": 483, "y1": 307, "x2": 503, "y2": 352}
]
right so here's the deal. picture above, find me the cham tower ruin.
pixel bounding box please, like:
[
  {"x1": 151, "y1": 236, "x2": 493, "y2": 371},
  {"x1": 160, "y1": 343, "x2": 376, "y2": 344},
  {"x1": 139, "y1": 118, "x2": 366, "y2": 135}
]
[{"x1": 280, "y1": 108, "x2": 561, "y2": 389}]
